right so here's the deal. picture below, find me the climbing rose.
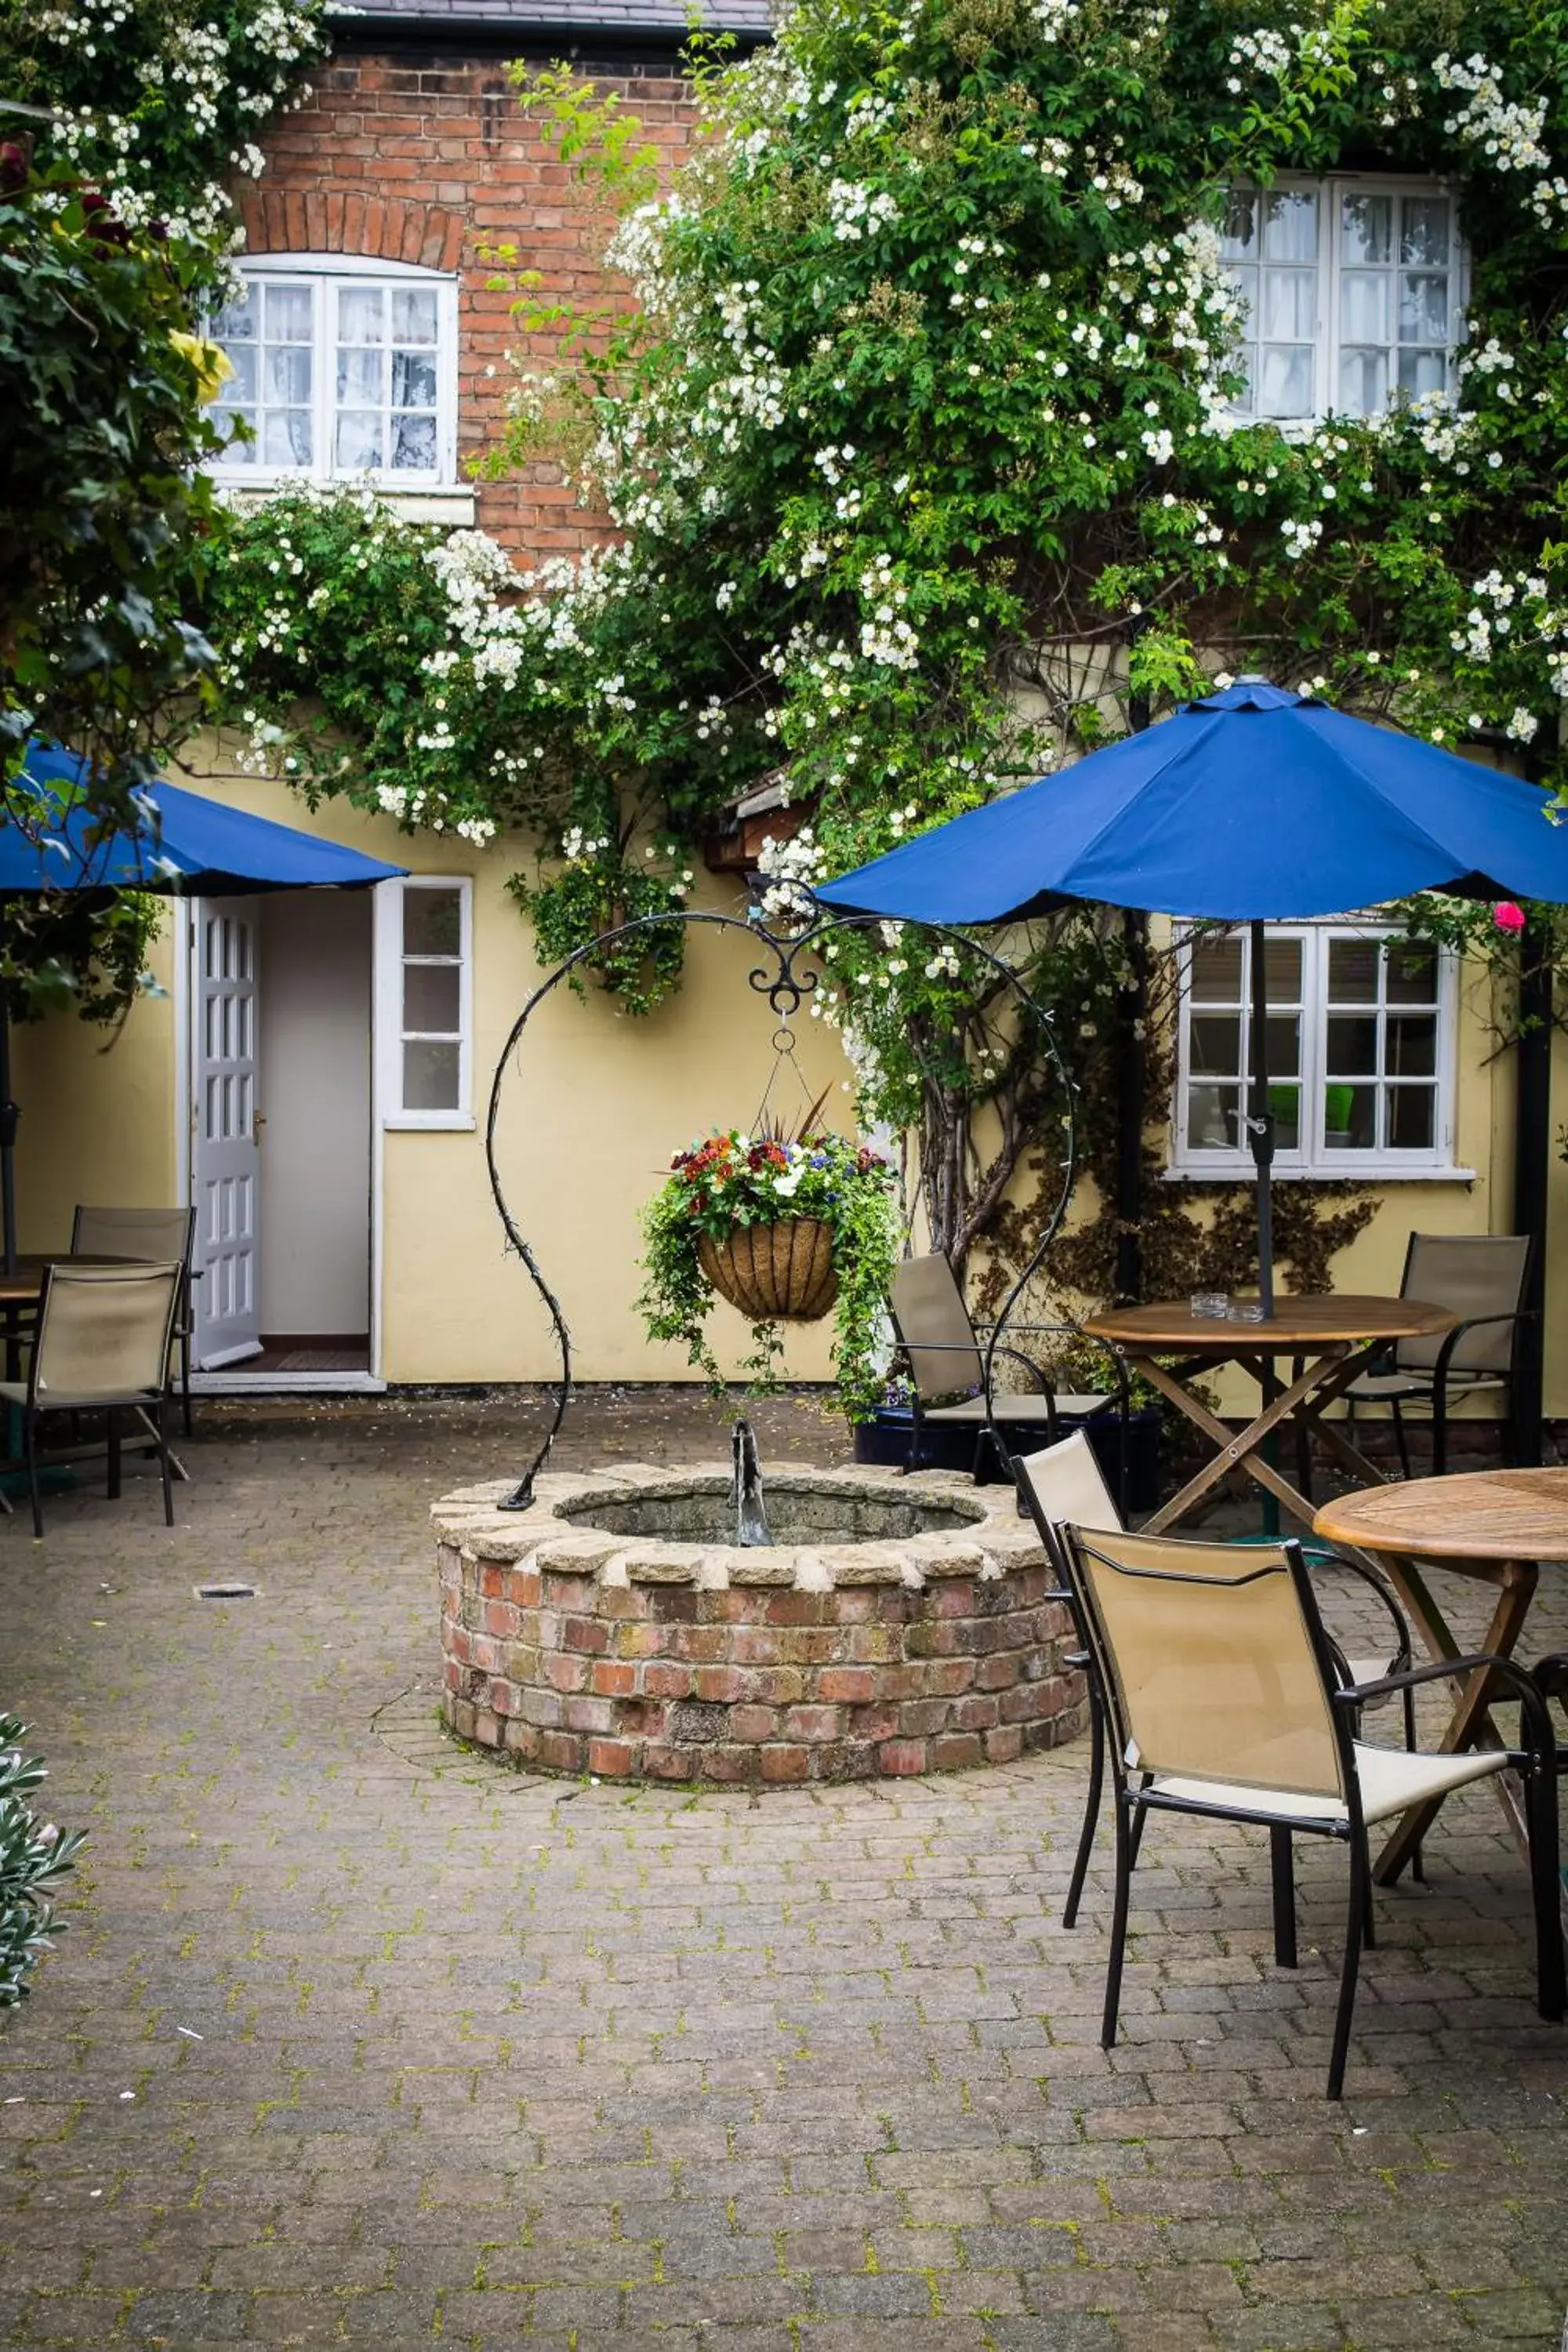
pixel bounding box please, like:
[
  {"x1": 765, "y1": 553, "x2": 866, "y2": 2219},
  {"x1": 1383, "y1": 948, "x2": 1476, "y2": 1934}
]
[{"x1": 1494, "y1": 901, "x2": 1526, "y2": 932}]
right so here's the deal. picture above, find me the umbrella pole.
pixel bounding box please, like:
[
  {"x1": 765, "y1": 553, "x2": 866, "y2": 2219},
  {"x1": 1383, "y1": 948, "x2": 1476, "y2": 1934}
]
[
  {"x1": 0, "y1": 899, "x2": 16, "y2": 1276},
  {"x1": 1247, "y1": 919, "x2": 1276, "y2": 1319}
]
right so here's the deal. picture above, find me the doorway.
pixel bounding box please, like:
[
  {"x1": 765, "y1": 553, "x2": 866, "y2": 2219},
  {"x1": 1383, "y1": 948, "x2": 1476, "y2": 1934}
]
[{"x1": 186, "y1": 891, "x2": 375, "y2": 1380}]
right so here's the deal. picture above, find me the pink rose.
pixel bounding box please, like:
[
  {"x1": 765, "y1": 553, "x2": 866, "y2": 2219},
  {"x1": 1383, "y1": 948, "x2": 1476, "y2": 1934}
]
[{"x1": 1494, "y1": 901, "x2": 1526, "y2": 934}]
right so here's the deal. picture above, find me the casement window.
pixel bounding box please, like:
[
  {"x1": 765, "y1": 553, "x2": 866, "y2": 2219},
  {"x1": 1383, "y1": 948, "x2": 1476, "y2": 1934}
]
[
  {"x1": 1218, "y1": 177, "x2": 1466, "y2": 425},
  {"x1": 210, "y1": 256, "x2": 458, "y2": 487},
  {"x1": 376, "y1": 878, "x2": 474, "y2": 1129},
  {"x1": 1173, "y1": 925, "x2": 1459, "y2": 1178}
]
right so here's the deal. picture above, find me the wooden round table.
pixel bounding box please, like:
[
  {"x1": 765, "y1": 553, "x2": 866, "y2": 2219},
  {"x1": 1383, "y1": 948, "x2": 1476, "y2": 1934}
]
[
  {"x1": 1315, "y1": 1466, "x2": 1568, "y2": 1889},
  {"x1": 1082, "y1": 1296, "x2": 1456, "y2": 1534},
  {"x1": 0, "y1": 1250, "x2": 141, "y2": 1304}
]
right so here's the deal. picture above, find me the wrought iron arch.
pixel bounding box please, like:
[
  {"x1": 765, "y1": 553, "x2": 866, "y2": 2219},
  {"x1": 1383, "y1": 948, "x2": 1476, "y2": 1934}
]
[{"x1": 485, "y1": 906, "x2": 1078, "y2": 1507}]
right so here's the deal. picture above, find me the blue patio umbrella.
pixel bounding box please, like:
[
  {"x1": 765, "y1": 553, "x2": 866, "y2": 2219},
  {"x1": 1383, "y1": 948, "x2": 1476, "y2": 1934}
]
[
  {"x1": 816, "y1": 678, "x2": 1568, "y2": 1310},
  {"x1": 0, "y1": 742, "x2": 407, "y2": 1270}
]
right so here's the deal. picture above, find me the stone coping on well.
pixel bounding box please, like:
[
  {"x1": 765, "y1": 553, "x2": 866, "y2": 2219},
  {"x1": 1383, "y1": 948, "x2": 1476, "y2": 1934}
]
[
  {"x1": 430, "y1": 1462, "x2": 1041, "y2": 1592},
  {"x1": 434, "y1": 1465, "x2": 1083, "y2": 1784}
]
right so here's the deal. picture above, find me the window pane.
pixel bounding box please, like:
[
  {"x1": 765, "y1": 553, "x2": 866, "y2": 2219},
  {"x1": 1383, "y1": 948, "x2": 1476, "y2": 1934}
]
[
  {"x1": 224, "y1": 345, "x2": 258, "y2": 403},
  {"x1": 339, "y1": 288, "x2": 386, "y2": 344},
  {"x1": 1340, "y1": 192, "x2": 1392, "y2": 264},
  {"x1": 1328, "y1": 938, "x2": 1379, "y2": 1002},
  {"x1": 1190, "y1": 1013, "x2": 1242, "y2": 1073},
  {"x1": 1267, "y1": 1083, "x2": 1301, "y2": 1146},
  {"x1": 1225, "y1": 263, "x2": 1256, "y2": 327},
  {"x1": 335, "y1": 411, "x2": 383, "y2": 470},
  {"x1": 404, "y1": 1040, "x2": 460, "y2": 1111},
  {"x1": 392, "y1": 288, "x2": 439, "y2": 343},
  {"x1": 1263, "y1": 269, "x2": 1316, "y2": 339},
  {"x1": 1340, "y1": 270, "x2": 1389, "y2": 342},
  {"x1": 1386, "y1": 941, "x2": 1438, "y2": 1002},
  {"x1": 1261, "y1": 938, "x2": 1301, "y2": 999},
  {"x1": 1264, "y1": 1014, "x2": 1300, "y2": 1075},
  {"x1": 1327, "y1": 1013, "x2": 1379, "y2": 1074},
  {"x1": 216, "y1": 414, "x2": 255, "y2": 462},
  {"x1": 1397, "y1": 347, "x2": 1448, "y2": 399},
  {"x1": 263, "y1": 410, "x2": 314, "y2": 465},
  {"x1": 1400, "y1": 196, "x2": 1450, "y2": 267},
  {"x1": 392, "y1": 349, "x2": 438, "y2": 408},
  {"x1": 1385, "y1": 1012, "x2": 1436, "y2": 1076},
  {"x1": 1258, "y1": 345, "x2": 1312, "y2": 416},
  {"x1": 1338, "y1": 348, "x2": 1386, "y2": 415},
  {"x1": 1323, "y1": 1084, "x2": 1375, "y2": 1147},
  {"x1": 404, "y1": 887, "x2": 463, "y2": 956},
  {"x1": 1399, "y1": 274, "x2": 1449, "y2": 344},
  {"x1": 1187, "y1": 1083, "x2": 1240, "y2": 1150},
  {"x1": 337, "y1": 347, "x2": 383, "y2": 404},
  {"x1": 266, "y1": 345, "x2": 311, "y2": 403},
  {"x1": 404, "y1": 962, "x2": 461, "y2": 1033},
  {"x1": 1263, "y1": 190, "x2": 1317, "y2": 260},
  {"x1": 216, "y1": 289, "x2": 257, "y2": 341},
  {"x1": 1220, "y1": 189, "x2": 1258, "y2": 259},
  {"x1": 267, "y1": 284, "x2": 313, "y2": 342},
  {"x1": 1387, "y1": 1087, "x2": 1436, "y2": 1149},
  {"x1": 391, "y1": 414, "x2": 437, "y2": 470},
  {"x1": 1228, "y1": 352, "x2": 1255, "y2": 413},
  {"x1": 1190, "y1": 936, "x2": 1242, "y2": 1003}
]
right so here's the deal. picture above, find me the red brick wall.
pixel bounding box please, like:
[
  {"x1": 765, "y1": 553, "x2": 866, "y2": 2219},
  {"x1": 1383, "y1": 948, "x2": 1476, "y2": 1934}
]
[{"x1": 245, "y1": 52, "x2": 701, "y2": 562}]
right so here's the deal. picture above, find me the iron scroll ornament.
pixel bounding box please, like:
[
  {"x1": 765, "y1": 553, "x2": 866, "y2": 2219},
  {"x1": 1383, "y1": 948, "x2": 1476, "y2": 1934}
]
[{"x1": 484, "y1": 905, "x2": 1079, "y2": 1508}]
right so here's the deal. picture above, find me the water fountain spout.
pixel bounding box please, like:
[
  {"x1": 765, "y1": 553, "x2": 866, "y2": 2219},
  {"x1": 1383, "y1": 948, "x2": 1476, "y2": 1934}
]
[{"x1": 732, "y1": 1419, "x2": 772, "y2": 1547}]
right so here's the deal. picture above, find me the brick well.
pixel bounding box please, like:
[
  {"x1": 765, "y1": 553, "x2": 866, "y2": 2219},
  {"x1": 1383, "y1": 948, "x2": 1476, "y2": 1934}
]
[{"x1": 434, "y1": 1465, "x2": 1085, "y2": 1783}]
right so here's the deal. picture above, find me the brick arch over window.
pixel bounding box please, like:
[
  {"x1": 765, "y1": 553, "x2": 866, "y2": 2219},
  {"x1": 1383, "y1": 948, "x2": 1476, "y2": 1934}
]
[{"x1": 239, "y1": 191, "x2": 465, "y2": 274}]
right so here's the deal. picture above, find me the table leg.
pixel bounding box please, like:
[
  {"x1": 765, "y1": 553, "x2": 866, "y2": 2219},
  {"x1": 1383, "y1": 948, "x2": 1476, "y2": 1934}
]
[
  {"x1": 1133, "y1": 1351, "x2": 1348, "y2": 1534},
  {"x1": 1372, "y1": 1555, "x2": 1538, "y2": 1886}
]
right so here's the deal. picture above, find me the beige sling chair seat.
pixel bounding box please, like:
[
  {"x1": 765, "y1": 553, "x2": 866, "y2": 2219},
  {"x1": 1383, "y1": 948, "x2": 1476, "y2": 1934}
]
[
  {"x1": 889, "y1": 1253, "x2": 1131, "y2": 1501},
  {"x1": 1019, "y1": 1432, "x2": 1425, "y2": 1935},
  {"x1": 1013, "y1": 1483, "x2": 1563, "y2": 2098},
  {"x1": 0, "y1": 1261, "x2": 183, "y2": 1538}
]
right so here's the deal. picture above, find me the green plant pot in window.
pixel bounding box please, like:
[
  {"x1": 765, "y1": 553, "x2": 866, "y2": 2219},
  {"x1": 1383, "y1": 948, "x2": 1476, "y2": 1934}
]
[
  {"x1": 1266, "y1": 1083, "x2": 1300, "y2": 1152},
  {"x1": 1323, "y1": 1082, "x2": 1354, "y2": 1149}
]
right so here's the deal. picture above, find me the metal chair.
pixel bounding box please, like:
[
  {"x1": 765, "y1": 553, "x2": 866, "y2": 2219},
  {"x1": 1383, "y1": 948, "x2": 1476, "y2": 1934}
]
[
  {"x1": 71, "y1": 1205, "x2": 198, "y2": 1436},
  {"x1": 889, "y1": 1254, "x2": 1131, "y2": 1504},
  {"x1": 0, "y1": 1262, "x2": 183, "y2": 1537},
  {"x1": 1345, "y1": 1232, "x2": 1534, "y2": 1477},
  {"x1": 1019, "y1": 1433, "x2": 1425, "y2": 1935},
  {"x1": 1034, "y1": 1515, "x2": 1561, "y2": 2099}
]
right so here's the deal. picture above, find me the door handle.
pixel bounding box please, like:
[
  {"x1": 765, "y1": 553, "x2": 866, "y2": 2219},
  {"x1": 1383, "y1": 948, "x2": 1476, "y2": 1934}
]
[{"x1": 253, "y1": 1110, "x2": 267, "y2": 1144}]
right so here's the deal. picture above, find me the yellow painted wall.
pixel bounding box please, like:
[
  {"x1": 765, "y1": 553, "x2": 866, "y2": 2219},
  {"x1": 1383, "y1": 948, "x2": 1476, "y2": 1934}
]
[{"x1": 13, "y1": 738, "x2": 1566, "y2": 1408}]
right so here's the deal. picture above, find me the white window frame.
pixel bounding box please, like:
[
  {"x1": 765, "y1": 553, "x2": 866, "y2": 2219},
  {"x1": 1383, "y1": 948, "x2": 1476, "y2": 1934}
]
[
  {"x1": 210, "y1": 253, "x2": 459, "y2": 490},
  {"x1": 1170, "y1": 921, "x2": 1462, "y2": 1179},
  {"x1": 1218, "y1": 172, "x2": 1470, "y2": 430},
  {"x1": 375, "y1": 877, "x2": 474, "y2": 1131}
]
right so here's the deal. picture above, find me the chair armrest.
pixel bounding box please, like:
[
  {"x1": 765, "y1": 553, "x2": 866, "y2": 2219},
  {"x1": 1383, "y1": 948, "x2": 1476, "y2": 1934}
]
[
  {"x1": 1432, "y1": 1309, "x2": 1535, "y2": 1384},
  {"x1": 974, "y1": 1323, "x2": 1133, "y2": 1417},
  {"x1": 1332, "y1": 1650, "x2": 1558, "y2": 1759},
  {"x1": 1307, "y1": 1552, "x2": 1412, "y2": 1673}
]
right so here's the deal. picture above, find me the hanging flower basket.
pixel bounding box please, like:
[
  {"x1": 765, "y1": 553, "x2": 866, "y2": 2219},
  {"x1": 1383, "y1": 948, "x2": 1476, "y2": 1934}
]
[
  {"x1": 637, "y1": 1127, "x2": 900, "y2": 1421},
  {"x1": 697, "y1": 1217, "x2": 838, "y2": 1322}
]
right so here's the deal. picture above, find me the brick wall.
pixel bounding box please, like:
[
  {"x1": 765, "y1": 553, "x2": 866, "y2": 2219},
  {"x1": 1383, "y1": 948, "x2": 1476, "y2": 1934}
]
[{"x1": 245, "y1": 50, "x2": 701, "y2": 561}]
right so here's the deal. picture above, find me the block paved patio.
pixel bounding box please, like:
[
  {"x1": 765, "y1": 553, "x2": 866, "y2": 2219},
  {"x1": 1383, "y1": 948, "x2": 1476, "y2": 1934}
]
[{"x1": 0, "y1": 1388, "x2": 1565, "y2": 2352}]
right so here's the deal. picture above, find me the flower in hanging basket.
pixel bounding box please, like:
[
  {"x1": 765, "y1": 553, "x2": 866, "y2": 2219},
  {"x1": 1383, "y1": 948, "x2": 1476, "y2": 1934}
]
[{"x1": 636, "y1": 1126, "x2": 901, "y2": 1420}]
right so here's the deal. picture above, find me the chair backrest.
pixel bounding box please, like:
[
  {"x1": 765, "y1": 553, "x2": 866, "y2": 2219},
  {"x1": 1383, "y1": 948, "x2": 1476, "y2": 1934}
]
[
  {"x1": 1059, "y1": 1524, "x2": 1350, "y2": 1806},
  {"x1": 890, "y1": 1254, "x2": 984, "y2": 1400},
  {"x1": 33, "y1": 1263, "x2": 183, "y2": 1404},
  {"x1": 71, "y1": 1204, "x2": 195, "y2": 1268},
  {"x1": 1396, "y1": 1232, "x2": 1531, "y2": 1374},
  {"x1": 1015, "y1": 1431, "x2": 1124, "y2": 1537}
]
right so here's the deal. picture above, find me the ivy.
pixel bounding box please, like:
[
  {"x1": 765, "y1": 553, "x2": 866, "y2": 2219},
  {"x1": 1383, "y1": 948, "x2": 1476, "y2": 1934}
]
[{"x1": 201, "y1": 0, "x2": 1568, "y2": 1275}]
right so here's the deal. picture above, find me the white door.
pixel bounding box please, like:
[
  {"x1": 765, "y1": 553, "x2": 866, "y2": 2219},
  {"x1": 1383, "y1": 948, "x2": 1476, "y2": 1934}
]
[{"x1": 192, "y1": 899, "x2": 263, "y2": 1367}]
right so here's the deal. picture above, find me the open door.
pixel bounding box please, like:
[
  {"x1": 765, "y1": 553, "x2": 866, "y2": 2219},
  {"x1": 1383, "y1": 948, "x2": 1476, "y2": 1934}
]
[{"x1": 191, "y1": 898, "x2": 263, "y2": 1367}]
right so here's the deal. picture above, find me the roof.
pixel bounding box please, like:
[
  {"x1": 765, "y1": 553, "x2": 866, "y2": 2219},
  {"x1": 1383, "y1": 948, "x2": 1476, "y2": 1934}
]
[{"x1": 326, "y1": 0, "x2": 774, "y2": 49}]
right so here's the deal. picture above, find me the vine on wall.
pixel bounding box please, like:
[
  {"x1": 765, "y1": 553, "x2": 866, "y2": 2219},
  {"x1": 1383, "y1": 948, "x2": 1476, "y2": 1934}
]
[{"x1": 200, "y1": 0, "x2": 1568, "y2": 1282}]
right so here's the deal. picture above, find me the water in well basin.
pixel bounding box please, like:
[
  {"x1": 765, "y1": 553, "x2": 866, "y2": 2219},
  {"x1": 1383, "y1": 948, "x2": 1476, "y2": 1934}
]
[{"x1": 555, "y1": 1477, "x2": 985, "y2": 1547}]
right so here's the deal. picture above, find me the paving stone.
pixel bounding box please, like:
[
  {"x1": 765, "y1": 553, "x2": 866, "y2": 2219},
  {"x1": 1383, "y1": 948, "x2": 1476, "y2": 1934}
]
[{"x1": 0, "y1": 1392, "x2": 1562, "y2": 2352}]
